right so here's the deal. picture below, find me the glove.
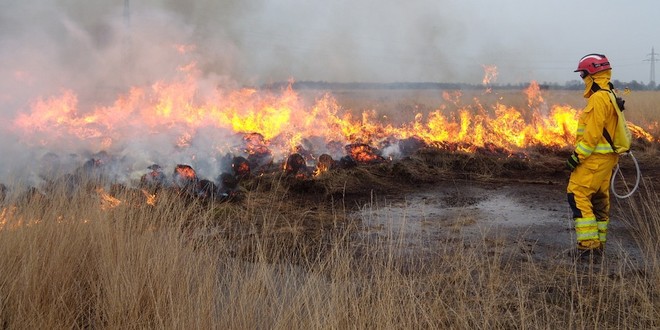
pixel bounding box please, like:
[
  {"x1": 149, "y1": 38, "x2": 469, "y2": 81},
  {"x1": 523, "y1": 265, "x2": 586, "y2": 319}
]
[{"x1": 566, "y1": 152, "x2": 580, "y2": 171}]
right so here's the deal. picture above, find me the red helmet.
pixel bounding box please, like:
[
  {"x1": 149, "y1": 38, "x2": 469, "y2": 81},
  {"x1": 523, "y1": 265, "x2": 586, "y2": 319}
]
[{"x1": 574, "y1": 54, "x2": 611, "y2": 78}]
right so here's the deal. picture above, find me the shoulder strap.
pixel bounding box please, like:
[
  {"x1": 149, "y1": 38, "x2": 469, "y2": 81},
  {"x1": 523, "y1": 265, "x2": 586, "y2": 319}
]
[
  {"x1": 602, "y1": 128, "x2": 615, "y2": 151},
  {"x1": 600, "y1": 89, "x2": 617, "y2": 152}
]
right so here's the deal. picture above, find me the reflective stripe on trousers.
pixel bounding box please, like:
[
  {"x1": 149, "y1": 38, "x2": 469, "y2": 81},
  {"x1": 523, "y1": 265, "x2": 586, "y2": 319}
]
[{"x1": 567, "y1": 153, "x2": 618, "y2": 243}]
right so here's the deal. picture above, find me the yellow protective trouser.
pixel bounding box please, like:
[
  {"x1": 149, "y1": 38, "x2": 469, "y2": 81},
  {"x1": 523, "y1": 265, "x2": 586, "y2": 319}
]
[{"x1": 567, "y1": 153, "x2": 618, "y2": 246}]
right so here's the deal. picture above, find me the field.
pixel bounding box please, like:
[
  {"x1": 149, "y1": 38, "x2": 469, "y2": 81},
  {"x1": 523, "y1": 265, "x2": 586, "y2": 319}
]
[{"x1": 1, "y1": 88, "x2": 660, "y2": 328}]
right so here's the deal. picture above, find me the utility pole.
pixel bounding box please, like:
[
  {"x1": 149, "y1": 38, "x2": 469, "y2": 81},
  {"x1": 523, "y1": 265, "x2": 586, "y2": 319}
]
[{"x1": 644, "y1": 46, "x2": 659, "y2": 87}]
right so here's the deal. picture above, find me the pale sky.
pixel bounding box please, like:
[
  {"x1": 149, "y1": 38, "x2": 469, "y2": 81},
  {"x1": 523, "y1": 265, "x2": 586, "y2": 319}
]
[{"x1": 1, "y1": 0, "x2": 658, "y2": 91}]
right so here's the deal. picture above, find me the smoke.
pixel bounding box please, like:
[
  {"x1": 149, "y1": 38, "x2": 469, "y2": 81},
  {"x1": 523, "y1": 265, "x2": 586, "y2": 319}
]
[
  {"x1": 0, "y1": 2, "x2": 233, "y2": 184},
  {"x1": 0, "y1": 1, "x2": 493, "y2": 105},
  {"x1": 0, "y1": 0, "x2": 535, "y2": 186}
]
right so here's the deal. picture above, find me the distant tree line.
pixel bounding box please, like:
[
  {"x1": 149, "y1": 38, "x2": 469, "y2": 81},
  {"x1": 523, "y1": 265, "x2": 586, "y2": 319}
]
[{"x1": 262, "y1": 80, "x2": 660, "y2": 91}]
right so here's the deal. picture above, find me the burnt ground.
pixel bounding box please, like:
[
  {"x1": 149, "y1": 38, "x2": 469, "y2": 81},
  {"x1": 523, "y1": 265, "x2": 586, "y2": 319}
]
[
  {"x1": 277, "y1": 143, "x2": 660, "y2": 272},
  {"x1": 4, "y1": 142, "x2": 657, "y2": 273}
]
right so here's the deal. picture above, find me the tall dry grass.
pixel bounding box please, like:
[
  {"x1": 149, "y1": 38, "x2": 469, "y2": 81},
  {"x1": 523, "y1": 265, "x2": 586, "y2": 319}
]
[
  {"x1": 1, "y1": 175, "x2": 659, "y2": 329},
  {"x1": 0, "y1": 185, "x2": 221, "y2": 328},
  {"x1": 618, "y1": 178, "x2": 660, "y2": 273}
]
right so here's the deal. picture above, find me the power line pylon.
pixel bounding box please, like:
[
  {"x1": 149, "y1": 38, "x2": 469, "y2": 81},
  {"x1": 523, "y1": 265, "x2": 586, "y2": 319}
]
[{"x1": 645, "y1": 46, "x2": 659, "y2": 86}]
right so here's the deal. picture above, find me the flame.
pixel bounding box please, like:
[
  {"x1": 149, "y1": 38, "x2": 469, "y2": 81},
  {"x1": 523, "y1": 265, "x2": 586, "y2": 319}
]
[
  {"x1": 141, "y1": 189, "x2": 157, "y2": 206},
  {"x1": 96, "y1": 187, "x2": 122, "y2": 210},
  {"x1": 175, "y1": 165, "x2": 197, "y2": 181},
  {"x1": 346, "y1": 144, "x2": 384, "y2": 164},
  {"x1": 232, "y1": 157, "x2": 251, "y2": 178},
  {"x1": 313, "y1": 154, "x2": 334, "y2": 176},
  {"x1": 524, "y1": 81, "x2": 544, "y2": 107},
  {"x1": 628, "y1": 123, "x2": 655, "y2": 142},
  {"x1": 95, "y1": 187, "x2": 159, "y2": 210},
  {"x1": 9, "y1": 61, "x2": 657, "y2": 169},
  {"x1": 14, "y1": 90, "x2": 103, "y2": 143},
  {"x1": 482, "y1": 65, "x2": 498, "y2": 94},
  {"x1": 482, "y1": 65, "x2": 498, "y2": 85},
  {"x1": 0, "y1": 206, "x2": 42, "y2": 230},
  {"x1": 0, "y1": 207, "x2": 14, "y2": 230}
]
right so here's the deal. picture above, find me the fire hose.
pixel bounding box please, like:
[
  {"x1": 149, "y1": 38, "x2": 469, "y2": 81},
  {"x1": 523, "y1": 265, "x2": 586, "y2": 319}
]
[{"x1": 611, "y1": 151, "x2": 641, "y2": 199}]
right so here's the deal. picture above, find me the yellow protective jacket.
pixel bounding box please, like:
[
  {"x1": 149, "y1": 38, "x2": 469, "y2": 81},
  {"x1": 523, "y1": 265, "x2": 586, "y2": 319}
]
[{"x1": 574, "y1": 70, "x2": 618, "y2": 160}]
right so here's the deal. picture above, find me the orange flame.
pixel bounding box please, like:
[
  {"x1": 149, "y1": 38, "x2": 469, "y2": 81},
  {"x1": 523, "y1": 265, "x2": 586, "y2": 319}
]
[
  {"x1": 313, "y1": 154, "x2": 334, "y2": 176},
  {"x1": 0, "y1": 206, "x2": 43, "y2": 230},
  {"x1": 524, "y1": 81, "x2": 544, "y2": 108},
  {"x1": 346, "y1": 144, "x2": 384, "y2": 164},
  {"x1": 0, "y1": 207, "x2": 14, "y2": 230},
  {"x1": 9, "y1": 64, "x2": 657, "y2": 166},
  {"x1": 175, "y1": 165, "x2": 197, "y2": 181},
  {"x1": 96, "y1": 187, "x2": 122, "y2": 210},
  {"x1": 232, "y1": 157, "x2": 251, "y2": 178},
  {"x1": 482, "y1": 65, "x2": 498, "y2": 84},
  {"x1": 141, "y1": 189, "x2": 157, "y2": 206}
]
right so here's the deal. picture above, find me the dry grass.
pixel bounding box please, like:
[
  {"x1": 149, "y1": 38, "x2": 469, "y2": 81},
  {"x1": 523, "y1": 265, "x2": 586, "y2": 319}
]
[
  {"x1": 623, "y1": 91, "x2": 660, "y2": 134},
  {"x1": 1, "y1": 89, "x2": 659, "y2": 328},
  {"x1": 1, "y1": 174, "x2": 659, "y2": 329}
]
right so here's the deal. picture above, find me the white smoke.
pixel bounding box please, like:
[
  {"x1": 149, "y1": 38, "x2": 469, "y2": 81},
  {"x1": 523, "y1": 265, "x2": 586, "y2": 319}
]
[
  {"x1": 0, "y1": 2, "x2": 240, "y2": 185},
  {"x1": 0, "y1": 0, "x2": 544, "y2": 187}
]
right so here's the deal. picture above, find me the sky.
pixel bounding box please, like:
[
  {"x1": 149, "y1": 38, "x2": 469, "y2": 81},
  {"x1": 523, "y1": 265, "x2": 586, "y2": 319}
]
[{"x1": 1, "y1": 0, "x2": 659, "y2": 91}]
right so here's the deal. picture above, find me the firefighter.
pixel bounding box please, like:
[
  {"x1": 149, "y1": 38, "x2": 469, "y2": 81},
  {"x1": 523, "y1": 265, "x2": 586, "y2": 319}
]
[{"x1": 566, "y1": 53, "x2": 619, "y2": 254}]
